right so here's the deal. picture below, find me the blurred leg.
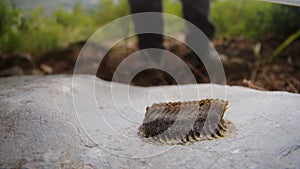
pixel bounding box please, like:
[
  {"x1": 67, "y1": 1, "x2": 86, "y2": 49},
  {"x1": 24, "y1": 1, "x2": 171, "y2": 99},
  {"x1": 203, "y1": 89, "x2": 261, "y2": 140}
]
[
  {"x1": 128, "y1": 0, "x2": 164, "y2": 50},
  {"x1": 181, "y1": 0, "x2": 215, "y2": 41},
  {"x1": 180, "y1": 0, "x2": 217, "y2": 83}
]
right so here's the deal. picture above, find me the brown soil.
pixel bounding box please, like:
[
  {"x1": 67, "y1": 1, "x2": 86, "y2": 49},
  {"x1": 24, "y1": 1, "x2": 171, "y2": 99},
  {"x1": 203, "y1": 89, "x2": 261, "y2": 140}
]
[{"x1": 1, "y1": 35, "x2": 300, "y2": 93}]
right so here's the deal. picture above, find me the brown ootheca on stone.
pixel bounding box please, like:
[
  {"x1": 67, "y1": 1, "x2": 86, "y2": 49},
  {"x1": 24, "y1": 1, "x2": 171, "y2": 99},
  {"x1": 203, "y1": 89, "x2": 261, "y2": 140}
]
[{"x1": 138, "y1": 99, "x2": 232, "y2": 145}]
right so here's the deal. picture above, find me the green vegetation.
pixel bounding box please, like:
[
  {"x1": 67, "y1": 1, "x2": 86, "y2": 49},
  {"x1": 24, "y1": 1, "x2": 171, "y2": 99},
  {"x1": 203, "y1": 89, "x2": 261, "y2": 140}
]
[
  {"x1": 211, "y1": 0, "x2": 300, "y2": 40},
  {"x1": 268, "y1": 5, "x2": 300, "y2": 38},
  {"x1": 0, "y1": 0, "x2": 299, "y2": 60},
  {"x1": 0, "y1": 1, "x2": 22, "y2": 53},
  {"x1": 92, "y1": 0, "x2": 129, "y2": 26},
  {"x1": 272, "y1": 29, "x2": 300, "y2": 61},
  {"x1": 211, "y1": 0, "x2": 273, "y2": 40},
  {"x1": 0, "y1": 0, "x2": 130, "y2": 59}
]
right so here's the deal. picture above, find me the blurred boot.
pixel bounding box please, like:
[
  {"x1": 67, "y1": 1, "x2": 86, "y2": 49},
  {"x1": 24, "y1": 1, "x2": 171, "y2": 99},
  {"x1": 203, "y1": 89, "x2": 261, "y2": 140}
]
[{"x1": 128, "y1": 0, "x2": 164, "y2": 63}]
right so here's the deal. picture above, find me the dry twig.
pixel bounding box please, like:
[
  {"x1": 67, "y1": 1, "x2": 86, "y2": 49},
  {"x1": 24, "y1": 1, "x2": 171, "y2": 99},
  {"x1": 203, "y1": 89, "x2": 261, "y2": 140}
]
[
  {"x1": 286, "y1": 79, "x2": 299, "y2": 93},
  {"x1": 186, "y1": 63, "x2": 209, "y2": 82},
  {"x1": 242, "y1": 79, "x2": 268, "y2": 91}
]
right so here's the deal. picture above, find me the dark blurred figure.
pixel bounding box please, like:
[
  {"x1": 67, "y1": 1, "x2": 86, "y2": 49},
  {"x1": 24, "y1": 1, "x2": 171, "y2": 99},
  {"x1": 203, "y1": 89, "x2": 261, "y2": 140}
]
[
  {"x1": 128, "y1": 0, "x2": 215, "y2": 50},
  {"x1": 119, "y1": 0, "x2": 216, "y2": 86}
]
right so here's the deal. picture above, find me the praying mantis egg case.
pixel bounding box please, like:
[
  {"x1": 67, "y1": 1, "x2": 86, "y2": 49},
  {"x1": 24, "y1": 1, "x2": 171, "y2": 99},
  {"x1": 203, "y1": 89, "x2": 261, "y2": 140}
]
[{"x1": 138, "y1": 99, "x2": 233, "y2": 145}]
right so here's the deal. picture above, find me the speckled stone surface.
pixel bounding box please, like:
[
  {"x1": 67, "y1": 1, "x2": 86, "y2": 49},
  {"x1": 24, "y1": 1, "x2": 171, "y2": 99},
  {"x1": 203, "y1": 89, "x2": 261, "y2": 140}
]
[{"x1": 1, "y1": 75, "x2": 300, "y2": 168}]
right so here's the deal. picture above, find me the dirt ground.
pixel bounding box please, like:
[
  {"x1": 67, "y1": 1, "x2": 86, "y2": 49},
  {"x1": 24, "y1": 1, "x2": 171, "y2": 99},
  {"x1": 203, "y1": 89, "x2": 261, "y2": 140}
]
[{"x1": 1, "y1": 35, "x2": 299, "y2": 93}]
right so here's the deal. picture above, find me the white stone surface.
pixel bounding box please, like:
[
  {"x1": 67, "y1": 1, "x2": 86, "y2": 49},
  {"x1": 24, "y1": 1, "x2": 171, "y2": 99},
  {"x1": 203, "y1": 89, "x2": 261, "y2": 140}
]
[{"x1": 0, "y1": 75, "x2": 300, "y2": 168}]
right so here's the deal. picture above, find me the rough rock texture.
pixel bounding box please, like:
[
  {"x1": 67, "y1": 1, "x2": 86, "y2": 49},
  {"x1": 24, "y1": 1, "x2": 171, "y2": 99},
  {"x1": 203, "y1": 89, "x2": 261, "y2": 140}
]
[{"x1": 0, "y1": 75, "x2": 300, "y2": 168}]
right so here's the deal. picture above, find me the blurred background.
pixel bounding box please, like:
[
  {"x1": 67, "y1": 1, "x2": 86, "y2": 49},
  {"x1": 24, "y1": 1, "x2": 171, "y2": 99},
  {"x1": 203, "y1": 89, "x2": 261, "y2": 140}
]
[{"x1": 0, "y1": 0, "x2": 300, "y2": 92}]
